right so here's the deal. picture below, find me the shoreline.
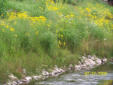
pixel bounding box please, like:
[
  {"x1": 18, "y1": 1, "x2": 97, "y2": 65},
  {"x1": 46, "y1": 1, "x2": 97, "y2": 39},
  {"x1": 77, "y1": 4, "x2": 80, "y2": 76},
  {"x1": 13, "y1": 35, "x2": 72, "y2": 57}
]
[{"x1": 4, "y1": 55, "x2": 108, "y2": 85}]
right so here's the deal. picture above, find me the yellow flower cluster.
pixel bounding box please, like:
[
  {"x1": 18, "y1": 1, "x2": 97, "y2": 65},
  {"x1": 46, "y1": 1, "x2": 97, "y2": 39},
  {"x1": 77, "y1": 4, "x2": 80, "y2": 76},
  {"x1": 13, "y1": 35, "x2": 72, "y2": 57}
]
[
  {"x1": 47, "y1": 5, "x2": 58, "y2": 11},
  {"x1": 78, "y1": 4, "x2": 113, "y2": 30},
  {"x1": 86, "y1": 8, "x2": 91, "y2": 13},
  {"x1": 65, "y1": 14, "x2": 74, "y2": 19},
  {"x1": 7, "y1": 12, "x2": 47, "y2": 23},
  {"x1": 0, "y1": 21, "x2": 15, "y2": 32},
  {"x1": 29, "y1": 16, "x2": 47, "y2": 23},
  {"x1": 56, "y1": 29, "x2": 66, "y2": 48},
  {"x1": 0, "y1": 11, "x2": 47, "y2": 38},
  {"x1": 46, "y1": 0, "x2": 59, "y2": 11},
  {"x1": 17, "y1": 12, "x2": 28, "y2": 19},
  {"x1": 7, "y1": 12, "x2": 17, "y2": 21}
]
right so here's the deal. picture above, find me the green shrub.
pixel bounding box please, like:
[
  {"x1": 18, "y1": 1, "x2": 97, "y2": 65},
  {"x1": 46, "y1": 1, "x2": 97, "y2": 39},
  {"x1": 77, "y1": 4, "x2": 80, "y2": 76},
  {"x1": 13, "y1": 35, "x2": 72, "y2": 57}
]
[
  {"x1": 0, "y1": 0, "x2": 7, "y2": 17},
  {"x1": 39, "y1": 31, "x2": 57, "y2": 56},
  {"x1": 58, "y1": 28, "x2": 83, "y2": 52}
]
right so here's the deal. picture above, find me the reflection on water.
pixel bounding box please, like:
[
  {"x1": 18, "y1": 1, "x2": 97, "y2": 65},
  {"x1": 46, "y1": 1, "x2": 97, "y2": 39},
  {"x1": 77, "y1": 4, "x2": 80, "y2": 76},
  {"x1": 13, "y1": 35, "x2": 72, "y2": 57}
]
[
  {"x1": 36, "y1": 62, "x2": 113, "y2": 85},
  {"x1": 92, "y1": 62, "x2": 113, "y2": 72},
  {"x1": 98, "y1": 80, "x2": 113, "y2": 85}
]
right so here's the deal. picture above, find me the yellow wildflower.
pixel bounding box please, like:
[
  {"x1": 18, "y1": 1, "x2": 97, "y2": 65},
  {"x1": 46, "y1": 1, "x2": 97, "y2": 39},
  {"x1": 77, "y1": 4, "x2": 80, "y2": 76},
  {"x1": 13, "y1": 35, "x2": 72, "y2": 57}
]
[
  {"x1": 5, "y1": 25, "x2": 9, "y2": 29},
  {"x1": 8, "y1": 12, "x2": 17, "y2": 21},
  {"x1": 60, "y1": 34, "x2": 63, "y2": 38},
  {"x1": 38, "y1": 16, "x2": 47, "y2": 21},
  {"x1": 56, "y1": 30, "x2": 58, "y2": 33},
  {"x1": 47, "y1": 24, "x2": 51, "y2": 27},
  {"x1": 58, "y1": 40, "x2": 62, "y2": 45},
  {"x1": 64, "y1": 42, "x2": 66, "y2": 46},
  {"x1": 35, "y1": 31, "x2": 39, "y2": 35},
  {"x1": 10, "y1": 27, "x2": 15, "y2": 32},
  {"x1": 17, "y1": 12, "x2": 28, "y2": 19},
  {"x1": 86, "y1": 8, "x2": 91, "y2": 13},
  {"x1": 47, "y1": 6, "x2": 58, "y2": 11}
]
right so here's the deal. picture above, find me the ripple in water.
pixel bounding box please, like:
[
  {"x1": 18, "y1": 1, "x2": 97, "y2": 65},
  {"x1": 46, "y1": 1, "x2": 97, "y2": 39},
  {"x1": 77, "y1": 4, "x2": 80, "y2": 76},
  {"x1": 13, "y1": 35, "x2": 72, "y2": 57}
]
[{"x1": 36, "y1": 62, "x2": 113, "y2": 85}]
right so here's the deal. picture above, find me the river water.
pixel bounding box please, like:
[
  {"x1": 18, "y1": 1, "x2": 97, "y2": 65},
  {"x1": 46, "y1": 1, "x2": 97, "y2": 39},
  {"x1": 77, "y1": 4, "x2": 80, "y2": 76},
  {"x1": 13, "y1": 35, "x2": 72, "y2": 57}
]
[{"x1": 36, "y1": 62, "x2": 113, "y2": 85}]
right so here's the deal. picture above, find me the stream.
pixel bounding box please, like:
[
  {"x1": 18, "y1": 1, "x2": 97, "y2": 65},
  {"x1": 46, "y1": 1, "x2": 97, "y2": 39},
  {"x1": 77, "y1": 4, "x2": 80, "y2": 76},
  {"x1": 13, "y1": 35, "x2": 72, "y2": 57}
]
[{"x1": 36, "y1": 62, "x2": 113, "y2": 85}]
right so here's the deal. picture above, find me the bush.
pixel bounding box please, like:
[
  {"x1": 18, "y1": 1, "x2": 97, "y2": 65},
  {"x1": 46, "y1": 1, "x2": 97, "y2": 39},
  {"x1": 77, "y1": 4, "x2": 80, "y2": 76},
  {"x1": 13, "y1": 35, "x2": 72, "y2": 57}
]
[
  {"x1": 0, "y1": 0, "x2": 7, "y2": 17},
  {"x1": 58, "y1": 28, "x2": 84, "y2": 52},
  {"x1": 39, "y1": 31, "x2": 57, "y2": 56}
]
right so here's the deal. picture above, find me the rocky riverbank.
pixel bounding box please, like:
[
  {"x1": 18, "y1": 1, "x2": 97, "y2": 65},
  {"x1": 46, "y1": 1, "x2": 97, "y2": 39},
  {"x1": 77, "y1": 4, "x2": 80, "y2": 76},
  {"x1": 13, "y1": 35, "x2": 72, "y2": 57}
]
[{"x1": 4, "y1": 55, "x2": 107, "y2": 85}]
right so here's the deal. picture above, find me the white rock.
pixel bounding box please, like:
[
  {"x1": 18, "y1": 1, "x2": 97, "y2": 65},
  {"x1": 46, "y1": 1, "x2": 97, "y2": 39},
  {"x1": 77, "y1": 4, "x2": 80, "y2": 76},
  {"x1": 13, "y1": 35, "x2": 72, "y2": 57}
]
[
  {"x1": 81, "y1": 63, "x2": 87, "y2": 69},
  {"x1": 32, "y1": 76, "x2": 40, "y2": 80},
  {"x1": 103, "y1": 58, "x2": 107, "y2": 62},
  {"x1": 54, "y1": 65, "x2": 60, "y2": 72},
  {"x1": 8, "y1": 74, "x2": 18, "y2": 81},
  {"x1": 22, "y1": 76, "x2": 32, "y2": 84},
  {"x1": 25, "y1": 76, "x2": 32, "y2": 81},
  {"x1": 91, "y1": 56, "x2": 95, "y2": 61},
  {"x1": 95, "y1": 58, "x2": 102, "y2": 65},
  {"x1": 88, "y1": 59, "x2": 96, "y2": 66},
  {"x1": 79, "y1": 61, "x2": 82, "y2": 65},
  {"x1": 51, "y1": 65, "x2": 64, "y2": 75},
  {"x1": 84, "y1": 59, "x2": 91, "y2": 66},
  {"x1": 42, "y1": 70, "x2": 49, "y2": 76},
  {"x1": 12, "y1": 81, "x2": 17, "y2": 85},
  {"x1": 33, "y1": 75, "x2": 42, "y2": 80},
  {"x1": 58, "y1": 68, "x2": 65, "y2": 73},
  {"x1": 7, "y1": 81, "x2": 17, "y2": 85},
  {"x1": 50, "y1": 66, "x2": 64, "y2": 76},
  {"x1": 88, "y1": 55, "x2": 92, "y2": 59},
  {"x1": 17, "y1": 80, "x2": 23, "y2": 85},
  {"x1": 51, "y1": 71, "x2": 59, "y2": 76},
  {"x1": 92, "y1": 55, "x2": 97, "y2": 60},
  {"x1": 68, "y1": 64, "x2": 73, "y2": 70},
  {"x1": 82, "y1": 56, "x2": 87, "y2": 60},
  {"x1": 22, "y1": 68, "x2": 27, "y2": 75},
  {"x1": 75, "y1": 65, "x2": 81, "y2": 71}
]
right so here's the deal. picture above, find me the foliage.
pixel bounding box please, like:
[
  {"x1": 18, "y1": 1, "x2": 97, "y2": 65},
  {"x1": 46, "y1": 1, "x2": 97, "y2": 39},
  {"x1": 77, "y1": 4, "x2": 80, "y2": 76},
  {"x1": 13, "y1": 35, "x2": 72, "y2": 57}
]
[
  {"x1": 0, "y1": 0, "x2": 113, "y2": 83},
  {"x1": 0, "y1": 0, "x2": 7, "y2": 17}
]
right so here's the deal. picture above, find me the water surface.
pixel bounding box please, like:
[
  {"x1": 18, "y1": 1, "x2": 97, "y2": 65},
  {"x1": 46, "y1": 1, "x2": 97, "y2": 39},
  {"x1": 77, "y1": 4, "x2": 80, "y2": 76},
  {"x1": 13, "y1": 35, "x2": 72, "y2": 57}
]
[{"x1": 36, "y1": 62, "x2": 113, "y2": 85}]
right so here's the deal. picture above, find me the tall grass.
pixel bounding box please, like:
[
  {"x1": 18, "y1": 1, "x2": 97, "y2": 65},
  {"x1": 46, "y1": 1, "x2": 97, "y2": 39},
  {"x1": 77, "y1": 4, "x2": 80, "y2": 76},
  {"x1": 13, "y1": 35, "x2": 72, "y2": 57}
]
[{"x1": 0, "y1": 0, "x2": 113, "y2": 83}]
